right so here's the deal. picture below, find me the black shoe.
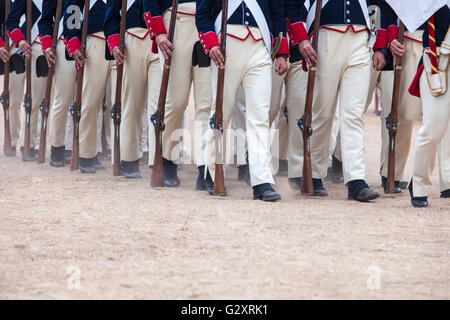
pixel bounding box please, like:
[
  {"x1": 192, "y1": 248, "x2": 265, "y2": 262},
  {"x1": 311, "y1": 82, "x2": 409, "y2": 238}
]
[
  {"x1": 288, "y1": 177, "x2": 301, "y2": 190},
  {"x1": 331, "y1": 155, "x2": 343, "y2": 183},
  {"x1": 79, "y1": 157, "x2": 96, "y2": 174},
  {"x1": 196, "y1": 166, "x2": 207, "y2": 191},
  {"x1": 399, "y1": 180, "x2": 408, "y2": 190},
  {"x1": 4, "y1": 146, "x2": 16, "y2": 157},
  {"x1": 237, "y1": 164, "x2": 251, "y2": 186},
  {"x1": 50, "y1": 146, "x2": 65, "y2": 168},
  {"x1": 163, "y1": 158, "x2": 180, "y2": 187},
  {"x1": 20, "y1": 147, "x2": 36, "y2": 161},
  {"x1": 276, "y1": 159, "x2": 288, "y2": 176},
  {"x1": 313, "y1": 178, "x2": 328, "y2": 196},
  {"x1": 120, "y1": 160, "x2": 142, "y2": 179},
  {"x1": 253, "y1": 183, "x2": 281, "y2": 202},
  {"x1": 93, "y1": 157, "x2": 105, "y2": 170},
  {"x1": 381, "y1": 176, "x2": 402, "y2": 193},
  {"x1": 348, "y1": 180, "x2": 379, "y2": 202},
  {"x1": 408, "y1": 182, "x2": 428, "y2": 207},
  {"x1": 441, "y1": 189, "x2": 450, "y2": 198},
  {"x1": 64, "y1": 150, "x2": 72, "y2": 164}
]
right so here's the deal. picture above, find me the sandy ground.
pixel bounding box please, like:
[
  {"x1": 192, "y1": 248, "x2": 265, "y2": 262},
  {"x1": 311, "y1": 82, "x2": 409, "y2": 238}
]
[{"x1": 0, "y1": 89, "x2": 449, "y2": 299}]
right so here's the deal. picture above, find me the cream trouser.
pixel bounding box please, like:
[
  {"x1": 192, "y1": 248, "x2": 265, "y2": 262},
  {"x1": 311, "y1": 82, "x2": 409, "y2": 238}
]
[
  {"x1": 271, "y1": 60, "x2": 308, "y2": 178},
  {"x1": 379, "y1": 35, "x2": 424, "y2": 180},
  {"x1": 160, "y1": 3, "x2": 211, "y2": 166},
  {"x1": 207, "y1": 25, "x2": 274, "y2": 186},
  {"x1": 117, "y1": 28, "x2": 161, "y2": 162},
  {"x1": 270, "y1": 67, "x2": 294, "y2": 163},
  {"x1": 311, "y1": 28, "x2": 371, "y2": 184},
  {"x1": 79, "y1": 33, "x2": 113, "y2": 159},
  {"x1": 412, "y1": 62, "x2": 450, "y2": 197},
  {"x1": 8, "y1": 43, "x2": 46, "y2": 149},
  {"x1": 49, "y1": 39, "x2": 76, "y2": 148}
]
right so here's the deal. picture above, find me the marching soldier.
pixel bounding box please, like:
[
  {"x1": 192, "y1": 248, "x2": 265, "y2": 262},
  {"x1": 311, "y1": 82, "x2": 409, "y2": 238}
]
[
  {"x1": 407, "y1": 4, "x2": 449, "y2": 207},
  {"x1": 105, "y1": 0, "x2": 162, "y2": 178},
  {"x1": 39, "y1": 0, "x2": 76, "y2": 167},
  {"x1": 6, "y1": 0, "x2": 47, "y2": 162},
  {"x1": 143, "y1": 0, "x2": 212, "y2": 188},
  {"x1": 63, "y1": 0, "x2": 113, "y2": 173},
  {"x1": 196, "y1": 0, "x2": 289, "y2": 201},
  {"x1": 294, "y1": 0, "x2": 392, "y2": 201}
]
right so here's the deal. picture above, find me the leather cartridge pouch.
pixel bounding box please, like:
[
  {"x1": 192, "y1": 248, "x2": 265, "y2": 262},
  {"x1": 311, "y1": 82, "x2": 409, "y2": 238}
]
[{"x1": 192, "y1": 41, "x2": 211, "y2": 68}]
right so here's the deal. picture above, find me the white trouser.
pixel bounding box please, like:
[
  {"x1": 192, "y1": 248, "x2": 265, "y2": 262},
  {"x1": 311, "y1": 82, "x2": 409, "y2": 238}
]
[
  {"x1": 79, "y1": 33, "x2": 113, "y2": 159},
  {"x1": 311, "y1": 28, "x2": 371, "y2": 184},
  {"x1": 412, "y1": 60, "x2": 450, "y2": 197},
  {"x1": 160, "y1": 3, "x2": 212, "y2": 166},
  {"x1": 207, "y1": 25, "x2": 274, "y2": 187},
  {"x1": 49, "y1": 39, "x2": 76, "y2": 149},
  {"x1": 379, "y1": 36, "x2": 423, "y2": 180}
]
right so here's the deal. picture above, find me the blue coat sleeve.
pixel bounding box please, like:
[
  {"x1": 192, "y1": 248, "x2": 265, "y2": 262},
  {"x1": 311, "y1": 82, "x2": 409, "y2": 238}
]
[
  {"x1": 104, "y1": 0, "x2": 121, "y2": 53},
  {"x1": 142, "y1": 0, "x2": 167, "y2": 38},
  {"x1": 6, "y1": 0, "x2": 26, "y2": 45},
  {"x1": 63, "y1": 0, "x2": 83, "y2": 56}
]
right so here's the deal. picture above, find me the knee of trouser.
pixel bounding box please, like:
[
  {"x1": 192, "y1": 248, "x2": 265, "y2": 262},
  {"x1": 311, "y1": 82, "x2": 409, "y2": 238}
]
[{"x1": 419, "y1": 124, "x2": 447, "y2": 146}]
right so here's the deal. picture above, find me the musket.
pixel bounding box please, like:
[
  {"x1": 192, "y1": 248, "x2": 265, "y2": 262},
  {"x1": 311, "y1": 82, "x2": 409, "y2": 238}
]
[
  {"x1": 298, "y1": 0, "x2": 322, "y2": 195},
  {"x1": 386, "y1": 21, "x2": 405, "y2": 193},
  {"x1": 70, "y1": 0, "x2": 90, "y2": 170},
  {"x1": 23, "y1": 0, "x2": 33, "y2": 159},
  {"x1": 150, "y1": 0, "x2": 179, "y2": 187},
  {"x1": 37, "y1": 0, "x2": 63, "y2": 163},
  {"x1": 111, "y1": 0, "x2": 127, "y2": 176},
  {"x1": 98, "y1": 97, "x2": 108, "y2": 159},
  {"x1": 1, "y1": 0, "x2": 12, "y2": 154},
  {"x1": 212, "y1": 0, "x2": 228, "y2": 196}
]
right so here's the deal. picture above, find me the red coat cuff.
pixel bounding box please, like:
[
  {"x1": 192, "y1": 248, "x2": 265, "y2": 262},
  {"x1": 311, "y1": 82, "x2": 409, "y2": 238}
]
[
  {"x1": 143, "y1": 12, "x2": 167, "y2": 39},
  {"x1": 286, "y1": 20, "x2": 308, "y2": 46},
  {"x1": 198, "y1": 31, "x2": 220, "y2": 55},
  {"x1": 8, "y1": 28, "x2": 25, "y2": 46},
  {"x1": 0, "y1": 37, "x2": 4, "y2": 47},
  {"x1": 107, "y1": 34, "x2": 120, "y2": 55},
  {"x1": 387, "y1": 25, "x2": 399, "y2": 44},
  {"x1": 39, "y1": 35, "x2": 53, "y2": 52},
  {"x1": 64, "y1": 37, "x2": 81, "y2": 57},
  {"x1": 373, "y1": 29, "x2": 387, "y2": 50},
  {"x1": 276, "y1": 37, "x2": 289, "y2": 56}
]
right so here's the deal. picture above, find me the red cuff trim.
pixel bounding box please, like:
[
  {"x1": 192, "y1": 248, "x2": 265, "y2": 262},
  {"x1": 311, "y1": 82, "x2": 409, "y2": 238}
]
[
  {"x1": 373, "y1": 28, "x2": 387, "y2": 50},
  {"x1": 39, "y1": 35, "x2": 53, "y2": 52},
  {"x1": 143, "y1": 12, "x2": 167, "y2": 39},
  {"x1": 0, "y1": 37, "x2": 4, "y2": 47},
  {"x1": 286, "y1": 20, "x2": 308, "y2": 46},
  {"x1": 277, "y1": 37, "x2": 289, "y2": 56},
  {"x1": 151, "y1": 40, "x2": 158, "y2": 54},
  {"x1": 107, "y1": 34, "x2": 120, "y2": 55},
  {"x1": 198, "y1": 31, "x2": 220, "y2": 55},
  {"x1": 8, "y1": 28, "x2": 25, "y2": 46},
  {"x1": 387, "y1": 25, "x2": 399, "y2": 44},
  {"x1": 408, "y1": 64, "x2": 424, "y2": 98},
  {"x1": 64, "y1": 37, "x2": 81, "y2": 57}
]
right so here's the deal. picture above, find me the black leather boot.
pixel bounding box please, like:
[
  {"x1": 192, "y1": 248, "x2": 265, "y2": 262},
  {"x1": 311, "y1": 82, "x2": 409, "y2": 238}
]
[
  {"x1": 196, "y1": 165, "x2": 207, "y2": 191},
  {"x1": 93, "y1": 156, "x2": 105, "y2": 170},
  {"x1": 4, "y1": 146, "x2": 16, "y2": 157},
  {"x1": 64, "y1": 150, "x2": 72, "y2": 164},
  {"x1": 441, "y1": 189, "x2": 450, "y2": 198},
  {"x1": 348, "y1": 180, "x2": 379, "y2": 202},
  {"x1": 381, "y1": 176, "x2": 402, "y2": 193},
  {"x1": 288, "y1": 177, "x2": 302, "y2": 190},
  {"x1": 408, "y1": 181, "x2": 428, "y2": 207},
  {"x1": 163, "y1": 158, "x2": 180, "y2": 187},
  {"x1": 80, "y1": 157, "x2": 96, "y2": 174},
  {"x1": 253, "y1": 183, "x2": 281, "y2": 202},
  {"x1": 21, "y1": 147, "x2": 36, "y2": 161},
  {"x1": 121, "y1": 160, "x2": 142, "y2": 179},
  {"x1": 313, "y1": 178, "x2": 328, "y2": 196},
  {"x1": 50, "y1": 146, "x2": 65, "y2": 167}
]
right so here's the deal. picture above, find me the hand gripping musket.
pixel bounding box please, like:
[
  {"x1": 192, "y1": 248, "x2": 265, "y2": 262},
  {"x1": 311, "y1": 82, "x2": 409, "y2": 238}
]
[
  {"x1": 37, "y1": 0, "x2": 63, "y2": 163},
  {"x1": 111, "y1": 0, "x2": 127, "y2": 176},
  {"x1": 298, "y1": 0, "x2": 322, "y2": 195},
  {"x1": 1, "y1": 0, "x2": 12, "y2": 154},
  {"x1": 150, "y1": 0, "x2": 179, "y2": 187},
  {"x1": 385, "y1": 21, "x2": 405, "y2": 193},
  {"x1": 70, "y1": 0, "x2": 90, "y2": 170},
  {"x1": 211, "y1": 0, "x2": 228, "y2": 196},
  {"x1": 23, "y1": 0, "x2": 33, "y2": 159}
]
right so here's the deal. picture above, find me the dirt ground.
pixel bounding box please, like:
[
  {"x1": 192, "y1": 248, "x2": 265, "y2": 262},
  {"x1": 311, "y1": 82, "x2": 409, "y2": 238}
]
[{"x1": 0, "y1": 90, "x2": 449, "y2": 299}]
